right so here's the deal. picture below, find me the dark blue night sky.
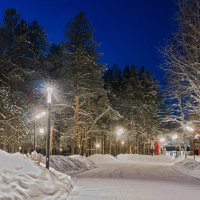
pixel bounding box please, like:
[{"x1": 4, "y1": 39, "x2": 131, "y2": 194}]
[{"x1": 0, "y1": 0, "x2": 177, "y2": 81}]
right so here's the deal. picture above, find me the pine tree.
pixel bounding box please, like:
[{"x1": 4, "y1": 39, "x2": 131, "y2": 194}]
[
  {"x1": 0, "y1": 9, "x2": 48, "y2": 152},
  {"x1": 52, "y1": 11, "x2": 118, "y2": 155},
  {"x1": 104, "y1": 64, "x2": 160, "y2": 154}
]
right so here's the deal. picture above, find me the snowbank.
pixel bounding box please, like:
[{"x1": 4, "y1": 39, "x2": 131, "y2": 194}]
[
  {"x1": 117, "y1": 154, "x2": 175, "y2": 163},
  {"x1": 0, "y1": 150, "x2": 72, "y2": 200},
  {"x1": 187, "y1": 155, "x2": 200, "y2": 162},
  {"x1": 69, "y1": 155, "x2": 95, "y2": 169},
  {"x1": 173, "y1": 158, "x2": 200, "y2": 179},
  {"x1": 88, "y1": 154, "x2": 117, "y2": 164},
  {"x1": 27, "y1": 150, "x2": 42, "y2": 163},
  {"x1": 42, "y1": 155, "x2": 94, "y2": 174}
]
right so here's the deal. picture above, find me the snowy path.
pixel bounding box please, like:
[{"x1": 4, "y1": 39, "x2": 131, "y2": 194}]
[{"x1": 68, "y1": 161, "x2": 200, "y2": 200}]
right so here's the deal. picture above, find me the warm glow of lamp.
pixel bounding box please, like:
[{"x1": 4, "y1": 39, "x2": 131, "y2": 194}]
[
  {"x1": 185, "y1": 126, "x2": 194, "y2": 132},
  {"x1": 47, "y1": 87, "x2": 53, "y2": 103},
  {"x1": 35, "y1": 111, "x2": 46, "y2": 119},
  {"x1": 195, "y1": 134, "x2": 199, "y2": 139},
  {"x1": 39, "y1": 128, "x2": 44, "y2": 134},
  {"x1": 172, "y1": 134, "x2": 178, "y2": 140},
  {"x1": 160, "y1": 138, "x2": 166, "y2": 143},
  {"x1": 117, "y1": 128, "x2": 124, "y2": 136}
]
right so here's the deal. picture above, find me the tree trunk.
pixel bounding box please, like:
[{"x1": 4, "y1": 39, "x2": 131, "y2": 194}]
[{"x1": 75, "y1": 96, "x2": 81, "y2": 154}]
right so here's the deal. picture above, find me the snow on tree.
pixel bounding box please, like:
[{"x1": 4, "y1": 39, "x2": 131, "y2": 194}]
[
  {"x1": 104, "y1": 65, "x2": 160, "y2": 154},
  {"x1": 48, "y1": 12, "x2": 120, "y2": 155},
  {"x1": 0, "y1": 9, "x2": 48, "y2": 152},
  {"x1": 163, "y1": 0, "x2": 200, "y2": 128}
]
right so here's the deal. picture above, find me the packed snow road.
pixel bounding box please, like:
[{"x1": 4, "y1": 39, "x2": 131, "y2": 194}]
[{"x1": 68, "y1": 161, "x2": 200, "y2": 200}]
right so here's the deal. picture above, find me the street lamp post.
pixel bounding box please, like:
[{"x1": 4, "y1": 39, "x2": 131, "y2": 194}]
[
  {"x1": 34, "y1": 119, "x2": 36, "y2": 151},
  {"x1": 116, "y1": 128, "x2": 124, "y2": 155},
  {"x1": 19, "y1": 146, "x2": 22, "y2": 153},
  {"x1": 34, "y1": 111, "x2": 46, "y2": 151},
  {"x1": 46, "y1": 87, "x2": 53, "y2": 169},
  {"x1": 185, "y1": 126, "x2": 195, "y2": 159},
  {"x1": 95, "y1": 143, "x2": 100, "y2": 154},
  {"x1": 121, "y1": 140, "x2": 124, "y2": 154}
]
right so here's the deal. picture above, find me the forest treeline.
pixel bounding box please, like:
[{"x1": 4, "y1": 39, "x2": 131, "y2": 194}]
[{"x1": 0, "y1": 8, "x2": 164, "y2": 155}]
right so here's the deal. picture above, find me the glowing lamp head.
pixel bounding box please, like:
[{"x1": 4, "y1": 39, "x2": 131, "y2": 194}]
[
  {"x1": 172, "y1": 134, "x2": 178, "y2": 140},
  {"x1": 39, "y1": 128, "x2": 44, "y2": 134},
  {"x1": 185, "y1": 126, "x2": 194, "y2": 132},
  {"x1": 195, "y1": 134, "x2": 199, "y2": 139},
  {"x1": 47, "y1": 87, "x2": 53, "y2": 103},
  {"x1": 117, "y1": 128, "x2": 124, "y2": 136},
  {"x1": 95, "y1": 143, "x2": 100, "y2": 149},
  {"x1": 35, "y1": 111, "x2": 46, "y2": 119},
  {"x1": 121, "y1": 140, "x2": 125, "y2": 145},
  {"x1": 160, "y1": 138, "x2": 166, "y2": 143}
]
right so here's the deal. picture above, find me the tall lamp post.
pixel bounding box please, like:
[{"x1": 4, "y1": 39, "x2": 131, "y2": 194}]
[
  {"x1": 185, "y1": 126, "x2": 195, "y2": 159},
  {"x1": 116, "y1": 128, "x2": 124, "y2": 155},
  {"x1": 121, "y1": 140, "x2": 125, "y2": 154},
  {"x1": 46, "y1": 87, "x2": 53, "y2": 169},
  {"x1": 34, "y1": 111, "x2": 46, "y2": 151},
  {"x1": 95, "y1": 143, "x2": 100, "y2": 154}
]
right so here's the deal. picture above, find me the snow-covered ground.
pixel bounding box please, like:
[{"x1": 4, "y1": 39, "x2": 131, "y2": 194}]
[
  {"x1": 117, "y1": 154, "x2": 174, "y2": 163},
  {"x1": 68, "y1": 154, "x2": 200, "y2": 200},
  {"x1": 2, "y1": 151, "x2": 200, "y2": 200},
  {"x1": 173, "y1": 157, "x2": 200, "y2": 179},
  {"x1": 0, "y1": 150, "x2": 72, "y2": 200}
]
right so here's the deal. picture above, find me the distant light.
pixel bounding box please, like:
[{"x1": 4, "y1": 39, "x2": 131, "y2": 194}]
[
  {"x1": 194, "y1": 134, "x2": 199, "y2": 139},
  {"x1": 121, "y1": 140, "x2": 125, "y2": 145},
  {"x1": 160, "y1": 138, "x2": 166, "y2": 143},
  {"x1": 35, "y1": 111, "x2": 46, "y2": 119},
  {"x1": 47, "y1": 87, "x2": 53, "y2": 103},
  {"x1": 95, "y1": 143, "x2": 100, "y2": 149},
  {"x1": 185, "y1": 126, "x2": 194, "y2": 132},
  {"x1": 172, "y1": 135, "x2": 178, "y2": 140},
  {"x1": 117, "y1": 128, "x2": 124, "y2": 136},
  {"x1": 40, "y1": 128, "x2": 44, "y2": 134}
]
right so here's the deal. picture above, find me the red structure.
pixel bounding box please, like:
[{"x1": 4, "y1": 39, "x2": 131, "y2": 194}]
[
  {"x1": 154, "y1": 141, "x2": 160, "y2": 155},
  {"x1": 198, "y1": 148, "x2": 200, "y2": 156}
]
